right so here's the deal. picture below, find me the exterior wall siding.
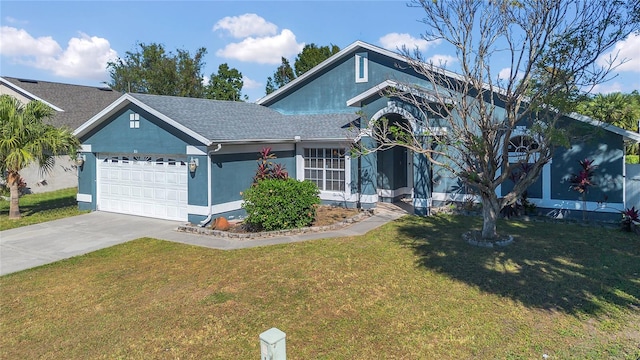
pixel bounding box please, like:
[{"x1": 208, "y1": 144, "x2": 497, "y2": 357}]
[
  {"x1": 358, "y1": 137, "x2": 379, "y2": 202},
  {"x1": 187, "y1": 145, "x2": 298, "y2": 224},
  {"x1": 501, "y1": 172, "x2": 544, "y2": 198},
  {"x1": 413, "y1": 151, "x2": 431, "y2": 214},
  {"x1": 187, "y1": 154, "x2": 209, "y2": 207},
  {"x1": 19, "y1": 157, "x2": 78, "y2": 194},
  {"x1": 77, "y1": 152, "x2": 97, "y2": 210},
  {"x1": 551, "y1": 132, "x2": 624, "y2": 204},
  {"x1": 82, "y1": 105, "x2": 198, "y2": 154},
  {"x1": 79, "y1": 104, "x2": 204, "y2": 218},
  {"x1": 264, "y1": 48, "x2": 433, "y2": 115},
  {"x1": 211, "y1": 149, "x2": 295, "y2": 205}
]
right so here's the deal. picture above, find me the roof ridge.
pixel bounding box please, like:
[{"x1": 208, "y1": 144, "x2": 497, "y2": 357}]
[
  {"x1": 2, "y1": 76, "x2": 114, "y2": 91},
  {"x1": 128, "y1": 92, "x2": 261, "y2": 106}
]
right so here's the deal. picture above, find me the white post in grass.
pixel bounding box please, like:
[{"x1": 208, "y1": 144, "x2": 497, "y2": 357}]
[{"x1": 260, "y1": 328, "x2": 286, "y2": 360}]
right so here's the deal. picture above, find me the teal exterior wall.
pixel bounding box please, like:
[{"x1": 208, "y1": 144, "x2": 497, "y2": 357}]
[
  {"x1": 261, "y1": 44, "x2": 628, "y2": 219},
  {"x1": 263, "y1": 47, "x2": 430, "y2": 115},
  {"x1": 211, "y1": 149, "x2": 295, "y2": 205},
  {"x1": 358, "y1": 137, "x2": 378, "y2": 202},
  {"x1": 78, "y1": 104, "x2": 209, "y2": 217},
  {"x1": 82, "y1": 106, "x2": 203, "y2": 154},
  {"x1": 413, "y1": 151, "x2": 431, "y2": 215},
  {"x1": 551, "y1": 132, "x2": 624, "y2": 203},
  {"x1": 501, "y1": 168, "x2": 544, "y2": 198},
  {"x1": 77, "y1": 152, "x2": 96, "y2": 210},
  {"x1": 188, "y1": 154, "x2": 209, "y2": 207}
]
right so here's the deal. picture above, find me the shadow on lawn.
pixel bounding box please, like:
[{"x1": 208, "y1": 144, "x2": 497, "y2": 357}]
[
  {"x1": 0, "y1": 195, "x2": 76, "y2": 217},
  {"x1": 395, "y1": 214, "x2": 640, "y2": 316}
]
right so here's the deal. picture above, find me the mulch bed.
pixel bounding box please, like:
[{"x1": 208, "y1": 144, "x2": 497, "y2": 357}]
[{"x1": 177, "y1": 206, "x2": 371, "y2": 239}]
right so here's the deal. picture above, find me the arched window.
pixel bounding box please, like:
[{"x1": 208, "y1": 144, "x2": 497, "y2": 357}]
[
  {"x1": 508, "y1": 135, "x2": 539, "y2": 163},
  {"x1": 508, "y1": 135, "x2": 538, "y2": 153}
]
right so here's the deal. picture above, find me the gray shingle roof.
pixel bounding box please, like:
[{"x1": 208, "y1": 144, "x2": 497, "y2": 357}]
[
  {"x1": 129, "y1": 93, "x2": 358, "y2": 142},
  {"x1": 2, "y1": 77, "x2": 122, "y2": 130}
]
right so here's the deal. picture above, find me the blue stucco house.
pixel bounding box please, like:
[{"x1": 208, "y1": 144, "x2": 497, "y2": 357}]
[{"x1": 74, "y1": 40, "x2": 640, "y2": 223}]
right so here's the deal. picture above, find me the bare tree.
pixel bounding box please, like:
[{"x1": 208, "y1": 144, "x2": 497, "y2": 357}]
[{"x1": 358, "y1": 0, "x2": 639, "y2": 240}]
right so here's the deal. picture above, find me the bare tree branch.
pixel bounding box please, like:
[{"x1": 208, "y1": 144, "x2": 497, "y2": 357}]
[{"x1": 355, "y1": 0, "x2": 639, "y2": 239}]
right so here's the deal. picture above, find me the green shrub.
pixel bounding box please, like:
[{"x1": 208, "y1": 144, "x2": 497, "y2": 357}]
[
  {"x1": 626, "y1": 155, "x2": 639, "y2": 164},
  {"x1": 242, "y1": 178, "x2": 320, "y2": 231}
]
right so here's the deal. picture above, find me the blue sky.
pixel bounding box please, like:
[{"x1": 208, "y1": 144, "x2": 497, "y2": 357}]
[{"x1": 1, "y1": 1, "x2": 638, "y2": 102}]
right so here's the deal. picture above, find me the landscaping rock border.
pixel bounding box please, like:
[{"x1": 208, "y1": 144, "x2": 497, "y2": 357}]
[
  {"x1": 177, "y1": 209, "x2": 374, "y2": 239},
  {"x1": 463, "y1": 230, "x2": 514, "y2": 248}
]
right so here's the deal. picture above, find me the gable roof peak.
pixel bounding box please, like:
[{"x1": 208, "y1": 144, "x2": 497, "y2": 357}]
[{"x1": 256, "y1": 40, "x2": 408, "y2": 105}]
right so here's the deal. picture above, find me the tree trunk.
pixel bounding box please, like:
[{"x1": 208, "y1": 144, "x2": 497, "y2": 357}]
[
  {"x1": 481, "y1": 193, "x2": 500, "y2": 240},
  {"x1": 7, "y1": 172, "x2": 21, "y2": 219}
]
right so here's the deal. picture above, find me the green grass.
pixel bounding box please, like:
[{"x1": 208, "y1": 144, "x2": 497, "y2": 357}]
[
  {"x1": 1, "y1": 215, "x2": 638, "y2": 359},
  {"x1": 0, "y1": 187, "x2": 87, "y2": 230}
]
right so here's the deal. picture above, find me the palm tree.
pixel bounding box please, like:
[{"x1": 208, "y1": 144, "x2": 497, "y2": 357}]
[
  {"x1": 578, "y1": 92, "x2": 640, "y2": 130},
  {"x1": 0, "y1": 95, "x2": 80, "y2": 219}
]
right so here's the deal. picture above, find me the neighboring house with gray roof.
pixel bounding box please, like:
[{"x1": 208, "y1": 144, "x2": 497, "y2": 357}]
[
  {"x1": 73, "y1": 40, "x2": 638, "y2": 224},
  {"x1": 1, "y1": 77, "x2": 122, "y2": 193}
]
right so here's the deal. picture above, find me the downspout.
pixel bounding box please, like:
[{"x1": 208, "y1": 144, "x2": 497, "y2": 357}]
[
  {"x1": 198, "y1": 143, "x2": 222, "y2": 227},
  {"x1": 357, "y1": 149, "x2": 362, "y2": 210}
]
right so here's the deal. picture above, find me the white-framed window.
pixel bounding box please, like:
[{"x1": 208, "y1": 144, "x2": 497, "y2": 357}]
[
  {"x1": 129, "y1": 113, "x2": 140, "y2": 128},
  {"x1": 304, "y1": 148, "x2": 346, "y2": 191},
  {"x1": 355, "y1": 52, "x2": 368, "y2": 83},
  {"x1": 508, "y1": 135, "x2": 539, "y2": 163}
]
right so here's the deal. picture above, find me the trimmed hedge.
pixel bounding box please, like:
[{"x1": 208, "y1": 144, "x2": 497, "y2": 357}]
[
  {"x1": 242, "y1": 178, "x2": 320, "y2": 231},
  {"x1": 626, "y1": 155, "x2": 639, "y2": 164}
]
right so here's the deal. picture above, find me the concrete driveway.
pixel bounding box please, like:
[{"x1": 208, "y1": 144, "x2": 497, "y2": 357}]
[
  {"x1": 1, "y1": 206, "x2": 407, "y2": 276},
  {"x1": 0, "y1": 212, "x2": 184, "y2": 276}
]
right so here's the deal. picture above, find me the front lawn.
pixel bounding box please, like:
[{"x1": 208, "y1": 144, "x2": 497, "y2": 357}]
[
  {"x1": 0, "y1": 187, "x2": 86, "y2": 230},
  {"x1": 1, "y1": 215, "x2": 638, "y2": 359}
]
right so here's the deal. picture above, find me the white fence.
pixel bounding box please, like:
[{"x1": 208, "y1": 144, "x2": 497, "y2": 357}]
[{"x1": 626, "y1": 164, "x2": 640, "y2": 209}]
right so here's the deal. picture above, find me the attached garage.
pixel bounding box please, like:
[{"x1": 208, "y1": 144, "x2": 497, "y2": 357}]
[
  {"x1": 74, "y1": 92, "x2": 359, "y2": 224},
  {"x1": 97, "y1": 154, "x2": 188, "y2": 221}
]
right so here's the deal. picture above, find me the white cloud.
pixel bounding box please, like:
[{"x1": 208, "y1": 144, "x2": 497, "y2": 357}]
[
  {"x1": 0, "y1": 27, "x2": 117, "y2": 81},
  {"x1": 215, "y1": 29, "x2": 304, "y2": 65},
  {"x1": 213, "y1": 13, "x2": 278, "y2": 38},
  {"x1": 46, "y1": 33, "x2": 118, "y2": 79},
  {"x1": 0, "y1": 26, "x2": 61, "y2": 57},
  {"x1": 497, "y1": 67, "x2": 511, "y2": 80},
  {"x1": 427, "y1": 54, "x2": 457, "y2": 67},
  {"x1": 242, "y1": 75, "x2": 261, "y2": 89},
  {"x1": 598, "y1": 33, "x2": 640, "y2": 73},
  {"x1": 494, "y1": 67, "x2": 525, "y2": 84},
  {"x1": 379, "y1": 33, "x2": 440, "y2": 52}
]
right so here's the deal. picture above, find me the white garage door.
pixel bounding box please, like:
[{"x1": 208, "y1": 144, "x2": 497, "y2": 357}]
[{"x1": 98, "y1": 154, "x2": 188, "y2": 221}]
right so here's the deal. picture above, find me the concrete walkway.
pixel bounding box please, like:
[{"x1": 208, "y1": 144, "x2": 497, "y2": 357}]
[{"x1": 0, "y1": 205, "x2": 408, "y2": 276}]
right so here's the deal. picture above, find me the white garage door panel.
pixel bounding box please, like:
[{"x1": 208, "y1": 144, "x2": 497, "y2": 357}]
[{"x1": 98, "y1": 154, "x2": 188, "y2": 221}]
